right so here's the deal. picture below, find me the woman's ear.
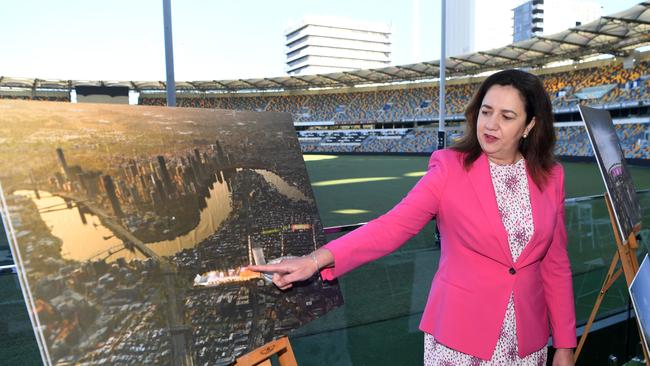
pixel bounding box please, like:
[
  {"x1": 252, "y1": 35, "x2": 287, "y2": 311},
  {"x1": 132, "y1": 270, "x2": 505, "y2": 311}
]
[{"x1": 525, "y1": 117, "x2": 536, "y2": 135}]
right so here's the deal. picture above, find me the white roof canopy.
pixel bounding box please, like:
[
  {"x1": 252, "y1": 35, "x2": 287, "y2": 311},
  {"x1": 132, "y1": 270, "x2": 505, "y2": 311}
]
[{"x1": 2, "y1": 2, "x2": 648, "y2": 93}]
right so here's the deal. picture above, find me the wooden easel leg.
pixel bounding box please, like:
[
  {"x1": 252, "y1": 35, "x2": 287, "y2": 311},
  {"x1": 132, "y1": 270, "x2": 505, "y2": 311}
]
[
  {"x1": 277, "y1": 337, "x2": 298, "y2": 366},
  {"x1": 234, "y1": 336, "x2": 298, "y2": 366},
  {"x1": 612, "y1": 220, "x2": 649, "y2": 364}
]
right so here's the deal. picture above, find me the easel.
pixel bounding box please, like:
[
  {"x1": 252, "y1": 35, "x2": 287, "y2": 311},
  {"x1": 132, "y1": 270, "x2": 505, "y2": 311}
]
[
  {"x1": 235, "y1": 336, "x2": 298, "y2": 366},
  {"x1": 574, "y1": 193, "x2": 649, "y2": 365}
]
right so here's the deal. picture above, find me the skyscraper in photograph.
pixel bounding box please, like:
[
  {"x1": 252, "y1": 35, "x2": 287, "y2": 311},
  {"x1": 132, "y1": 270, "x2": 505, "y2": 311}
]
[{"x1": 102, "y1": 174, "x2": 124, "y2": 218}]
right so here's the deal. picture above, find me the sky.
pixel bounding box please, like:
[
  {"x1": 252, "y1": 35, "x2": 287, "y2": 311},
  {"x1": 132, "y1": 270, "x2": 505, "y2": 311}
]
[{"x1": 0, "y1": 0, "x2": 642, "y2": 81}]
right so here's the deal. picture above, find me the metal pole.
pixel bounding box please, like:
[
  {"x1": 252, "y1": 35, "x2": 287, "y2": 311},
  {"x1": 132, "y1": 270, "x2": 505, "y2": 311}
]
[
  {"x1": 437, "y1": 0, "x2": 447, "y2": 150},
  {"x1": 163, "y1": 0, "x2": 176, "y2": 107}
]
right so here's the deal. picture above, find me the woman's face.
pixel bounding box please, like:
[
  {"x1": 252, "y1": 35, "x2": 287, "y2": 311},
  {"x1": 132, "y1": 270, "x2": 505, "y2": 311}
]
[{"x1": 476, "y1": 84, "x2": 535, "y2": 164}]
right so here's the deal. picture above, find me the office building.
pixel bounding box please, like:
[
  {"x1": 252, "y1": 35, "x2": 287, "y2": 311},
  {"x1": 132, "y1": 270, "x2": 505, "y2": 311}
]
[
  {"x1": 513, "y1": 0, "x2": 602, "y2": 42},
  {"x1": 285, "y1": 17, "x2": 391, "y2": 75}
]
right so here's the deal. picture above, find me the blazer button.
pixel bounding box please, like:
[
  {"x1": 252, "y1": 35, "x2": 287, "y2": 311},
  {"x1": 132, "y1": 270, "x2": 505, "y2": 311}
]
[{"x1": 509, "y1": 267, "x2": 516, "y2": 275}]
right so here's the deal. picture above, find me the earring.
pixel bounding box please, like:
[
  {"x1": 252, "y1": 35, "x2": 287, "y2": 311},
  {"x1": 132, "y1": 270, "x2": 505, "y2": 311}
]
[{"x1": 523, "y1": 133, "x2": 528, "y2": 139}]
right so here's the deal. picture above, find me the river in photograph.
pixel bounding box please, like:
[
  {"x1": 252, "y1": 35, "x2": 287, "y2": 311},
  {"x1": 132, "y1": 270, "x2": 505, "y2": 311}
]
[{"x1": 13, "y1": 169, "x2": 307, "y2": 262}]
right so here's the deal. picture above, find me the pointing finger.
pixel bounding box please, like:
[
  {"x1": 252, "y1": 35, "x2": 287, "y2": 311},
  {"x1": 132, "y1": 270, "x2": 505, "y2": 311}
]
[{"x1": 247, "y1": 264, "x2": 291, "y2": 273}]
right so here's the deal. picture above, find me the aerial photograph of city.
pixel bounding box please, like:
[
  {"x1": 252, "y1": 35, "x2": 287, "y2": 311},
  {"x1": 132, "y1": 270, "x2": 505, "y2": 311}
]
[
  {"x1": 580, "y1": 105, "x2": 642, "y2": 241},
  {"x1": 0, "y1": 99, "x2": 343, "y2": 365}
]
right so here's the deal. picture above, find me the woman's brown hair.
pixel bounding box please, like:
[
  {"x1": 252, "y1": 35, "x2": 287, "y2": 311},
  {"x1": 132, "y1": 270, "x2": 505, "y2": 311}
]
[{"x1": 452, "y1": 69, "x2": 556, "y2": 189}]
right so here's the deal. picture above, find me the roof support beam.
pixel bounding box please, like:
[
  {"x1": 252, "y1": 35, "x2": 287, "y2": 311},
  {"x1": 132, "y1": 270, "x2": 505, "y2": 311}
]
[
  {"x1": 343, "y1": 71, "x2": 374, "y2": 82},
  {"x1": 422, "y1": 61, "x2": 441, "y2": 70},
  {"x1": 602, "y1": 16, "x2": 650, "y2": 27},
  {"x1": 508, "y1": 45, "x2": 555, "y2": 56},
  {"x1": 536, "y1": 36, "x2": 586, "y2": 48},
  {"x1": 395, "y1": 65, "x2": 430, "y2": 76},
  {"x1": 477, "y1": 51, "x2": 520, "y2": 62},
  {"x1": 263, "y1": 78, "x2": 287, "y2": 88},
  {"x1": 370, "y1": 69, "x2": 402, "y2": 79},
  {"x1": 289, "y1": 76, "x2": 318, "y2": 87},
  {"x1": 316, "y1": 73, "x2": 350, "y2": 86},
  {"x1": 237, "y1": 79, "x2": 261, "y2": 89},
  {"x1": 186, "y1": 81, "x2": 203, "y2": 90},
  {"x1": 211, "y1": 80, "x2": 233, "y2": 91},
  {"x1": 450, "y1": 56, "x2": 485, "y2": 67},
  {"x1": 574, "y1": 28, "x2": 626, "y2": 39}
]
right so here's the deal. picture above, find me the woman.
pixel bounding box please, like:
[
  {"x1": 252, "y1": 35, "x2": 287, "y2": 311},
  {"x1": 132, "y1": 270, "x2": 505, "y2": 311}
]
[{"x1": 249, "y1": 69, "x2": 576, "y2": 366}]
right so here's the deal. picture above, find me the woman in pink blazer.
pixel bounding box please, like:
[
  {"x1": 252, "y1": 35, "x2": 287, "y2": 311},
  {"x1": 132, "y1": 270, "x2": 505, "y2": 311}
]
[{"x1": 251, "y1": 69, "x2": 576, "y2": 365}]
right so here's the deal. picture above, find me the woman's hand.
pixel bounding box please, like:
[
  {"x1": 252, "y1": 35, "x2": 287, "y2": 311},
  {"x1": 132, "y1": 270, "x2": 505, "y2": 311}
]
[
  {"x1": 248, "y1": 257, "x2": 317, "y2": 290},
  {"x1": 248, "y1": 249, "x2": 334, "y2": 290},
  {"x1": 553, "y1": 348, "x2": 574, "y2": 366}
]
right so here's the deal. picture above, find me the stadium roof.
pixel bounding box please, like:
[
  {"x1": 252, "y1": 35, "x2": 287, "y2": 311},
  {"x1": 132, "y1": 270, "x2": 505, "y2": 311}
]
[{"x1": 1, "y1": 2, "x2": 649, "y2": 93}]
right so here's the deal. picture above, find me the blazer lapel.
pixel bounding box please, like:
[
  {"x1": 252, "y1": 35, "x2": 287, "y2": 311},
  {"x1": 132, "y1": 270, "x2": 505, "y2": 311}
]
[
  {"x1": 467, "y1": 153, "x2": 514, "y2": 266},
  {"x1": 514, "y1": 164, "x2": 546, "y2": 266}
]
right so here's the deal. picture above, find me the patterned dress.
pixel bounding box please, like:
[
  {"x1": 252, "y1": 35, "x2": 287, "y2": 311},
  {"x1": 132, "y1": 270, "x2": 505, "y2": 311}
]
[{"x1": 423, "y1": 158, "x2": 547, "y2": 366}]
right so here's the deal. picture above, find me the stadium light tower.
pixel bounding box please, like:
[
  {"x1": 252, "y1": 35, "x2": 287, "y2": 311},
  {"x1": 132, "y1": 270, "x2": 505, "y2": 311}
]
[
  {"x1": 438, "y1": 0, "x2": 447, "y2": 150},
  {"x1": 163, "y1": 0, "x2": 176, "y2": 107}
]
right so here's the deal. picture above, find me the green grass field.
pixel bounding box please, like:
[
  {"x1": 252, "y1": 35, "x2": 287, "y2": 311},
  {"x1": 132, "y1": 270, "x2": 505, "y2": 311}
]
[{"x1": 1, "y1": 154, "x2": 649, "y2": 365}]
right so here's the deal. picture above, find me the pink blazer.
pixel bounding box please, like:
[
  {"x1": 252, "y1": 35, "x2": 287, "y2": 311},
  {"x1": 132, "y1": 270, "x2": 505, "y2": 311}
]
[{"x1": 320, "y1": 148, "x2": 576, "y2": 359}]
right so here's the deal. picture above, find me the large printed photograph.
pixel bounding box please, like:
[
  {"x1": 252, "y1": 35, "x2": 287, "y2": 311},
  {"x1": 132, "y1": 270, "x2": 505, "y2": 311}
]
[
  {"x1": 0, "y1": 99, "x2": 342, "y2": 365},
  {"x1": 579, "y1": 105, "x2": 642, "y2": 242},
  {"x1": 630, "y1": 254, "x2": 650, "y2": 358}
]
